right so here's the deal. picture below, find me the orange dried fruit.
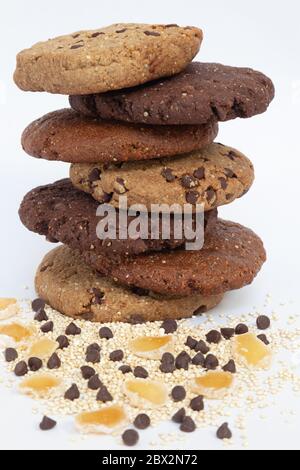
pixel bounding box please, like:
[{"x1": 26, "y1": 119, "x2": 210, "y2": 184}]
[
  {"x1": 75, "y1": 405, "x2": 128, "y2": 434},
  {"x1": 27, "y1": 338, "x2": 58, "y2": 359},
  {"x1": 191, "y1": 371, "x2": 234, "y2": 399},
  {"x1": 124, "y1": 379, "x2": 168, "y2": 408},
  {"x1": 232, "y1": 332, "x2": 272, "y2": 369},
  {"x1": 0, "y1": 298, "x2": 19, "y2": 320},
  {"x1": 19, "y1": 373, "x2": 62, "y2": 397},
  {"x1": 0, "y1": 322, "x2": 34, "y2": 344},
  {"x1": 129, "y1": 335, "x2": 173, "y2": 359}
]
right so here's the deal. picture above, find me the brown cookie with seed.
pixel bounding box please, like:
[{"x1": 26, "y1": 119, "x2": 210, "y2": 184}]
[
  {"x1": 35, "y1": 246, "x2": 223, "y2": 323},
  {"x1": 19, "y1": 179, "x2": 217, "y2": 261},
  {"x1": 22, "y1": 109, "x2": 218, "y2": 164},
  {"x1": 80, "y1": 220, "x2": 266, "y2": 297},
  {"x1": 70, "y1": 143, "x2": 254, "y2": 212},
  {"x1": 69, "y1": 62, "x2": 274, "y2": 125}
]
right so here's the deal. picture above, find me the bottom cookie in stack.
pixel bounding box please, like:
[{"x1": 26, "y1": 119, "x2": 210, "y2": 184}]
[{"x1": 35, "y1": 246, "x2": 223, "y2": 323}]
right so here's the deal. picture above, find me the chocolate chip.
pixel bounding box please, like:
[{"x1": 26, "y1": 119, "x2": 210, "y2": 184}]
[
  {"x1": 185, "y1": 190, "x2": 199, "y2": 204},
  {"x1": 144, "y1": 30, "x2": 161, "y2": 36},
  {"x1": 206, "y1": 330, "x2": 222, "y2": 344},
  {"x1": 96, "y1": 386, "x2": 113, "y2": 403},
  {"x1": 72, "y1": 34, "x2": 80, "y2": 39},
  {"x1": 70, "y1": 44, "x2": 83, "y2": 49},
  {"x1": 91, "y1": 288, "x2": 105, "y2": 305},
  {"x1": 91, "y1": 32, "x2": 104, "y2": 38},
  {"x1": 190, "y1": 395, "x2": 204, "y2": 411},
  {"x1": 4, "y1": 348, "x2": 18, "y2": 362},
  {"x1": 219, "y1": 177, "x2": 228, "y2": 189},
  {"x1": 116, "y1": 28, "x2": 127, "y2": 33},
  {"x1": 161, "y1": 168, "x2": 175, "y2": 182},
  {"x1": 227, "y1": 151, "x2": 237, "y2": 160},
  {"x1": 235, "y1": 324, "x2": 249, "y2": 335},
  {"x1": 39, "y1": 416, "x2": 56, "y2": 431},
  {"x1": 161, "y1": 319, "x2": 177, "y2": 334},
  {"x1": 171, "y1": 386, "x2": 186, "y2": 402},
  {"x1": 109, "y1": 350, "x2": 124, "y2": 362},
  {"x1": 65, "y1": 322, "x2": 81, "y2": 336},
  {"x1": 160, "y1": 353, "x2": 175, "y2": 373},
  {"x1": 14, "y1": 361, "x2": 28, "y2": 376},
  {"x1": 193, "y1": 167, "x2": 205, "y2": 180},
  {"x1": 41, "y1": 321, "x2": 53, "y2": 333},
  {"x1": 192, "y1": 352, "x2": 205, "y2": 367},
  {"x1": 32, "y1": 298, "x2": 46, "y2": 313},
  {"x1": 165, "y1": 24, "x2": 179, "y2": 28},
  {"x1": 204, "y1": 354, "x2": 219, "y2": 370},
  {"x1": 195, "y1": 340, "x2": 210, "y2": 354},
  {"x1": 222, "y1": 360, "x2": 236, "y2": 374},
  {"x1": 134, "y1": 366, "x2": 148, "y2": 379},
  {"x1": 122, "y1": 429, "x2": 139, "y2": 446},
  {"x1": 257, "y1": 334, "x2": 270, "y2": 345},
  {"x1": 134, "y1": 414, "x2": 151, "y2": 430},
  {"x1": 206, "y1": 187, "x2": 216, "y2": 203},
  {"x1": 99, "y1": 327, "x2": 113, "y2": 339},
  {"x1": 256, "y1": 315, "x2": 271, "y2": 330},
  {"x1": 28, "y1": 357, "x2": 43, "y2": 372},
  {"x1": 172, "y1": 408, "x2": 186, "y2": 423},
  {"x1": 175, "y1": 351, "x2": 191, "y2": 370},
  {"x1": 86, "y1": 349, "x2": 100, "y2": 364},
  {"x1": 131, "y1": 286, "x2": 150, "y2": 297},
  {"x1": 180, "y1": 174, "x2": 198, "y2": 189},
  {"x1": 56, "y1": 335, "x2": 69, "y2": 350},
  {"x1": 34, "y1": 309, "x2": 48, "y2": 322},
  {"x1": 64, "y1": 384, "x2": 80, "y2": 401},
  {"x1": 88, "y1": 374, "x2": 102, "y2": 390},
  {"x1": 115, "y1": 177, "x2": 128, "y2": 194},
  {"x1": 217, "y1": 422, "x2": 232, "y2": 440},
  {"x1": 180, "y1": 416, "x2": 196, "y2": 433},
  {"x1": 47, "y1": 353, "x2": 61, "y2": 370},
  {"x1": 81, "y1": 366, "x2": 95, "y2": 380},
  {"x1": 119, "y1": 365, "x2": 132, "y2": 375},
  {"x1": 86, "y1": 343, "x2": 101, "y2": 354},
  {"x1": 185, "y1": 336, "x2": 198, "y2": 350},
  {"x1": 101, "y1": 192, "x2": 112, "y2": 203},
  {"x1": 88, "y1": 168, "x2": 101, "y2": 183},
  {"x1": 224, "y1": 168, "x2": 237, "y2": 178},
  {"x1": 221, "y1": 328, "x2": 235, "y2": 340}
]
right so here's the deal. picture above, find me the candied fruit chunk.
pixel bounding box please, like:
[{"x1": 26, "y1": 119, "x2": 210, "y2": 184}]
[
  {"x1": 19, "y1": 373, "x2": 61, "y2": 396},
  {"x1": 129, "y1": 335, "x2": 173, "y2": 359},
  {"x1": 0, "y1": 323, "x2": 34, "y2": 342},
  {"x1": 28, "y1": 338, "x2": 58, "y2": 359},
  {"x1": 124, "y1": 379, "x2": 168, "y2": 407},
  {"x1": 232, "y1": 332, "x2": 272, "y2": 369},
  {"x1": 192, "y1": 371, "x2": 234, "y2": 399},
  {"x1": 76, "y1": 405, "x2": 127, "y2": 434},
  {"x1": 0, "y1": 298, "x2": 17, "y2": 310}
]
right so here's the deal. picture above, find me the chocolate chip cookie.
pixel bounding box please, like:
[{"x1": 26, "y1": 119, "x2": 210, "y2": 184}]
[
  {"x1": 35, "y1": 246, "x2": 223, "y2": 323},
  {"x1": 70, "y1": 62, "x2": 274, "y2": 125},
  {"x1": 80, "y1": 220, "x2": 266, "y2": 297},
  {"x1": 21, "y1": 109, "x2": 218, "y2": 164},
  {"x1": 70, "y1": 143, "x2": 254, "y2": 212},
  {"x1": 14, "y1": 24, "x2": 202, "y2": 95},
  {"x1": 19, "y1": 179, "x2": 217, "y2": 260}
]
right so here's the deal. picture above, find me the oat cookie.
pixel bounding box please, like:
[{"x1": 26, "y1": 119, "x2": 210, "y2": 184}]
[{"x1": 14, "y1": 24, "x2": 202, "y2": 95}]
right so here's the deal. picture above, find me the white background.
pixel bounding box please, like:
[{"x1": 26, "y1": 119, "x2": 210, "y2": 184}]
[{"x1": 0, "y1": 0, "x2": 300, "y2": 450}]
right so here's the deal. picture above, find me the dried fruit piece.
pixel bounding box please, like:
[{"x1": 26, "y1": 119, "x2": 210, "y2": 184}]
[
  {"x1": 124, "y1": 379, "x2": 168, "y2": 408},
  {"x1": 19, "y1": 373, "x2": 62, "y2": 397},
  {"x1": 0, "y1": 298, "x2": 19, "y2": 320},
  {"x1": 129, "y1": 335, "x2": 173, "y2": 359},
  {"x1": 232, "y1": 332, "x2": 272, "y2": 369},
  {"x1": 75, "y1": 405, "x2": 127, "y2": 434},
  {"x1": 0, "y1": 322, "x2": 34, "y2": 344},
  {"x1": 191, "y1": 371, "x2": 234, "y2": 399},
  {"x1": 27, "y1": 338, "x2": 58, "y2": 359}
]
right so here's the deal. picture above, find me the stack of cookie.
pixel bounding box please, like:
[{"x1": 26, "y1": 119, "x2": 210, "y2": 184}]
[{"x1": 16, "y1": 23, "x2": 274, "y2": 323}]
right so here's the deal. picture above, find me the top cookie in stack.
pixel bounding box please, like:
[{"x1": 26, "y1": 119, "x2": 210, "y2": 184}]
[{"x1": 16, "y1": 23, "x2": 273, "y2": 323}]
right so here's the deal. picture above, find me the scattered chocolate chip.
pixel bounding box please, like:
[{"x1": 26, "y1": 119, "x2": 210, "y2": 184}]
[
  {"x1": 56, "y1": 335, "x2": 69, "y2": 350},
  {"x1": 172, "y1": 408, "x2": 186, "y2": 424},
  {"x1": 193, "y1": 167, "x2": 205, "y2": 180},
  {"x1": 34, "y1": 309, "x2": 48, "y2": 322},
  {"x1": 160, "y1": 353, "x2": 175, "y2": 373},
  {"x1": 99, "y1": 327, "x2": 113, "y2": 339},
  {"x1": 119, "y1": 365, "x2": 132, "y2": 375},
  {"x1": 176, "y1": 351, "x2": 191, "y2": 370},
  {"x1": 224, "y1": 168, "x2": 237, "y2": 178},
  {"x1": 192, "y1": 352, "x2": 205, "y2": 367},
  {"x1": 88, "y1": 168, "x2": 101, "y2": 183},
  {"x1": 81, "y1": 366, "x2": 95, "y2": 380},
  {"x1": 185, "y1": 190, "x2": 199, "y2": 204},
  {"x1": 70, "y1": 44, "x2": 83, "y2": 49},
  {"x1": 180, "y1": 174, "x2": 198, "y2": 189},
  {"x1": 134, "y1": 414, "x2": 151, "y2": 430},
  {"x1": 91, "y1": 288, "x2": 105, "y2": 304},
  {"x1": 4, "y1": 348, "x2": 18, "y2": 362},
  {"x1": 235, "y1": 324, "x2": 249, "y2": 335},
  {"x1": 116, "y1": 28, "x2": 127, "y2": 33},
  {"x1": 64, "y1": 383, "x2": 80, "y2": 401},
  {"x1": 190, "y1": 395, "x2": 204, "y2": 411},
  {"x1": 86, "y1": 349, "x2": 100, "y2": 364},
  {"x1": 86, "y1": 343, "x2": 101, "y2": 354},
  {"x1": 204, "y1": 354, "x2": 219, "y2": 370},
  {"x1": 256, "y1": 315, "x2": 271, "y2": 330},
  {"x1": 165, "y1": 24, "x2": 179, "y2": 28},
  {"x1": 122, "y1": 429, "x2": 139, "y2": 446},
  {"x1": 39, "y1": 416, "x2": 56, "y2": 431},
  {"x1": 65, "y1": 322, "x2": 81, "y2": 336},
  {"x1": 221, "y1": 328, "x2": 235, "y2": 340},
  {"x1": 185, "y1": 336, "x2": 198, "y2": 350},
  {"x1": 180, "y1": 416, "x2": 196, "y2": 433},
  {"x1": 96, "y1": 386, "x2": 113, "y2": 403},
  {"x1": 14, "y1": 361, "x2": 28, "y2": 377},
  {"x1": 222, "y1": 360, "x2": 236, "y2": 374},
  {"x1": 219, "y1": 177, "x2": 228, "y2": 189},
  {"x1": 195, "y1": 340, "x2": 210, "y2": 354},
  {"x1": 206, "y1": 187, "x2": 216, "y2": 203},
  {"x1": 257, "y1": 334, "x2": 270, "y2": 345},
  {"x1": 206, "y1": 330, "x2": 222, "y2": 344},
  {"x1": 28, "y1": 357, "x2": 43, "y2": 372},
  {"x1": 88, "y1": 374, "x2": 102, "y2": 390},
  {"x1": 134, "y1": 366, "x2": 148, "y2": 379},
  {"x1": 32, "y1": 298, "x2": 45, "y2": 313},
  {"x1": 109, "y1": 350, "x2": 124, "y2": 362},
  {"x1": 144, "y1": 30, "x2": 161, "y2": 36},
  {"x1": 41, "y1": 321, "x2": 53, "y2": 333},
  {"x1": 161, "y1": 319, "x2": 177, "y2": 334},
  {"x1": 47, "y1": 353, "x2": 61, "y2": 370},
  {"x1": 161, "y1": 168, "x2": 175, "y2": 182},
  {"x1": 91, "y1": 32, "x2": 104, "y2": 38},
  {"x1": 171, "y1": 386, "x2": 186, "y2": 402},
  {"x1": 217, "y1": 422, "x2": 232, "y2": 440}
]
